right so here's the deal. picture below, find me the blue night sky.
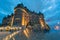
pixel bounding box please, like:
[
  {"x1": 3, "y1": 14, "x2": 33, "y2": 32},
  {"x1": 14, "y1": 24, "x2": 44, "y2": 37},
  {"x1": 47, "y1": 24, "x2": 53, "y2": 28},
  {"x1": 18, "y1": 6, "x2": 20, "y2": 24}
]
[{"x1": 0, "y1": 0, "x2": 60, "y2": 28}]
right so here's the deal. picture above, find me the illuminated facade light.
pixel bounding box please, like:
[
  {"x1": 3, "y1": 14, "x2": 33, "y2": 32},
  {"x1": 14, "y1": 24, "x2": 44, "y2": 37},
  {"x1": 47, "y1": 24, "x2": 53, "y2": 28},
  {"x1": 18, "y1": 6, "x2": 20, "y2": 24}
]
[
  {"x1": 23, "y1": 28, "x2": 30, "y2": 38},
  {"x1": 15, "y1": 18, "x2": 20, "y2": 20},
  {"x1": 22, "y1": 13, "x2": 25, "y2": 26}
]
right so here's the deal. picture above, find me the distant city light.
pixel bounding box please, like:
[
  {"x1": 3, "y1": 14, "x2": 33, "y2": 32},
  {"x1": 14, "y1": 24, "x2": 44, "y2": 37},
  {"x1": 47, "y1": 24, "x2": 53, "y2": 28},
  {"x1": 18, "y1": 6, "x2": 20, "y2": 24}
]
[{"x1": 54, "y1": 26, "x2": 60, "y2": 30}]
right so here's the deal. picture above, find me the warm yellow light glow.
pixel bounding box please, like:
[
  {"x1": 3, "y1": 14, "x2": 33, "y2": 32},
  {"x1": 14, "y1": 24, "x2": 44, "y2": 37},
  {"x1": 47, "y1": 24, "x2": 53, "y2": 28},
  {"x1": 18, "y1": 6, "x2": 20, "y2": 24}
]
[
  {"x1": 23, "y1": 28, "x2": 30, "y2": 38},
  {"x1": 22, "y1": 13, "x2": 25, "y2": 25},
  {"x1": 12, "y1": 37, "x2": 15, "y2": 40},
  {"x1": 23, "y1": 30, "x2": 29, "y2": 38},
  {"x1": 26, "y1": 28, "x2": 30, "y2": 34},
  {"x1": 5, "y1": 27, "x2": 10, "y2": 31},
  {"x1": 25, "y1": 20, "x2": 27, "y2": 26},
  {"x1": 15, "y1": 18, "x2": 20, "y2": 20},
  {"x1": 14, "y1": 8, "x2": 27, "y2": 13},
  {"x1": 40, "y1": 20, "x2": 44, "y2": 27},
  {"x1": 14, "y1": 8, "x2": 29, "y2": 26},
  {"x1": 22, "y1": 13, "x2": 29, "y2": 26},
  {"x1": 3, "y1": 31, "x2": 19, "y2": 40},
  {"x1": 11, "y1": 16, "x2": 14, "y2": 27}
]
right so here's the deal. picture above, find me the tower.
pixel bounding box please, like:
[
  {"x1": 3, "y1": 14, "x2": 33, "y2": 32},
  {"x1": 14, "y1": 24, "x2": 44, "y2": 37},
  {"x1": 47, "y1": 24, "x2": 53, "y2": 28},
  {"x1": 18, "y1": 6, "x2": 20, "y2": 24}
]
[
  {"x1": 39, "y1": 13, "x2": 50, "y2": 30},
  {"x1": 11, "y1": 4, "x2": 29, "y2": 27}
]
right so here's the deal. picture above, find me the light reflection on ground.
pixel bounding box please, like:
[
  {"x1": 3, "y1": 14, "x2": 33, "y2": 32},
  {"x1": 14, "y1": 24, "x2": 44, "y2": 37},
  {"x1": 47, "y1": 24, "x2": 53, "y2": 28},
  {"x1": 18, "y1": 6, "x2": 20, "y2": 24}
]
[
  {"x1": 0, "y1": 27, "x2": 60, "y2": 40},
  {"x1": 14, "y1": 28, "x2": 60, "y2": 40}
]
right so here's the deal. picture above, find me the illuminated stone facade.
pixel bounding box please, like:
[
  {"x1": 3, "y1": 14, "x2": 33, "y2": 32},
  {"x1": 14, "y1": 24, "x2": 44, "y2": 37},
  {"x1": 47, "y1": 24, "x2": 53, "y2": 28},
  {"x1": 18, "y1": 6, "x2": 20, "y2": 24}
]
[
  {"x1": 2, "y1": 15, "x2": 13, "y2": 26},
  {"x1": 2, "y1": 4, "x2": 50, "y2": 30}
]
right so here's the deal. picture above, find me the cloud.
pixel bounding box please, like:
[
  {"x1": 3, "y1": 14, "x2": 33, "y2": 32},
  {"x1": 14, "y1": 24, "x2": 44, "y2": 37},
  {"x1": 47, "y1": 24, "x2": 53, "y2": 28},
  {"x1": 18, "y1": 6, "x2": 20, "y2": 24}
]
[{"x1": 0, "y1": 8, "x2": 7, "y2": 15}]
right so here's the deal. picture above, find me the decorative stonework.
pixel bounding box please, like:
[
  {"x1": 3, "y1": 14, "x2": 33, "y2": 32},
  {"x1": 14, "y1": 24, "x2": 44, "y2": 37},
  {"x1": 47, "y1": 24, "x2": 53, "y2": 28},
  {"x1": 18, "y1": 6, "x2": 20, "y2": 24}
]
[{"x1": 2, "y1": 4, "x2": 50, "y2": 31}]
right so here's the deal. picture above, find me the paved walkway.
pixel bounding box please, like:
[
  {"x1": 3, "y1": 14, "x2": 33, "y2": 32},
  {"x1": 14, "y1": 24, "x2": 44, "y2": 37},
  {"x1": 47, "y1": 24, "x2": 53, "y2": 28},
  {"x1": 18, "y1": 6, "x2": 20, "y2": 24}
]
[
  {"x1": 0, "y1": 32, "x2": 10, "y2": 40},
  {"x1": 15, "y1": 30, "x2": 60, "y2": 40}
]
